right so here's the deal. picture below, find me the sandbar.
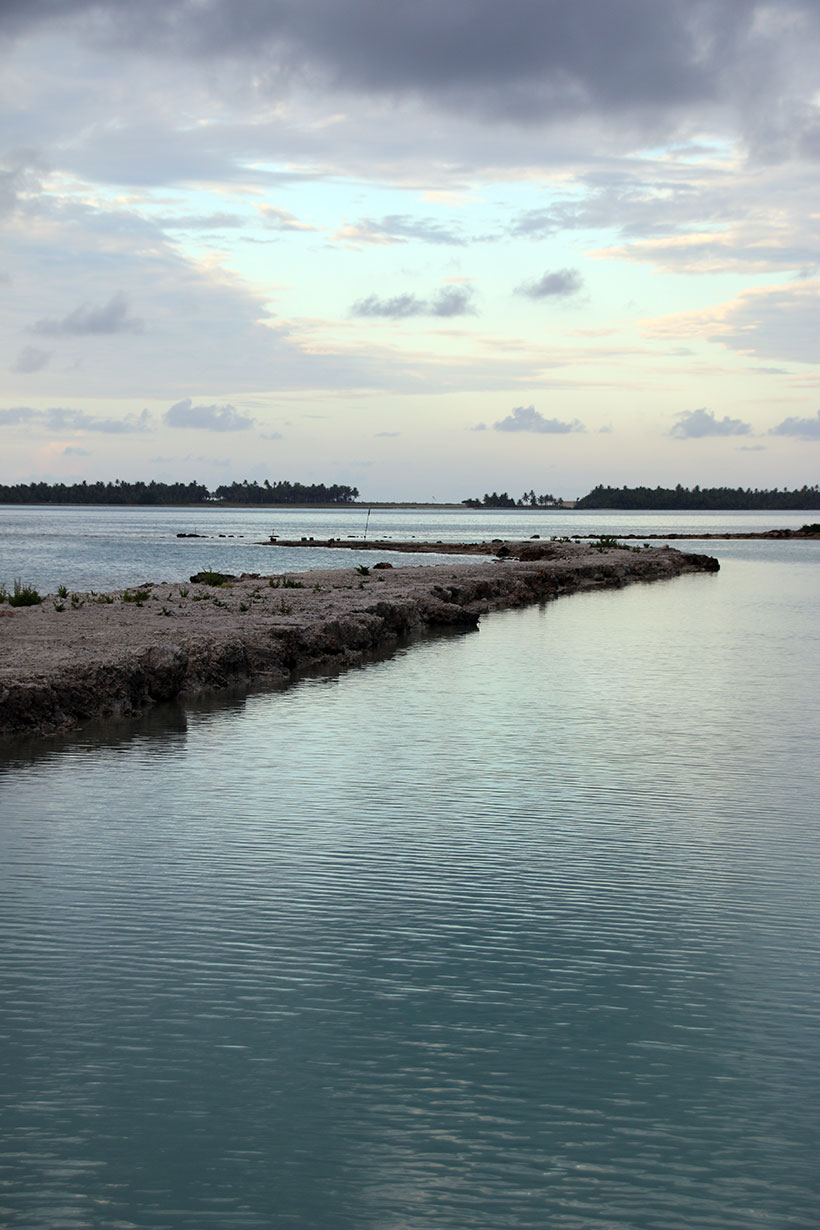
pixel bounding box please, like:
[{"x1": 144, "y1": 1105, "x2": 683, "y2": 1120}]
[{"x1": 0, "y1": 541, "x2": 718, "y2": 740}]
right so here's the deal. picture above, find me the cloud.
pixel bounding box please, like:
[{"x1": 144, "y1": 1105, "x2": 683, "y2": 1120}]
[
  {"x1": 351, "y1": 293, "x2": 427, "y2": 319},
  {"x1": 0, "y1": 407, "x2": 37, "y2": 426},
  {"x1": 670, "y1": 407, "x2": 751, "y2": 438},
  {"x1": 769, "y1": 409, "x2": 820, "y2": 440},
  {"x1": 493, "y1": 405, "x2": 585, "y2": 434},
  {"x1": 46, "y1": 407, "x2": 153, "y2": 433},
  {"x1": 62, "y1": 446, "x2": 92, "y2": 456},
  {"x1": 374, "y1": 430, "x2": 400, "y2": 437},
  {"x1": 516, "y1": 268, "x2": 584, "y2": 300},
  {"x1": 432, "y1": 285, "x2": 476, "y2": 317},
  {"x1": 0, "y1": 406, "x2": 153, "y2": 432},
  {"x1": 155, "y1": 212, "x2": 245, "y2": 229},
  {"x1": 259, "y1": 206, "x2": 319, "y2": 232},
  {"x1": 32, "y1": 292, "x2": 144, "y2": 336},
  {"x1": 334, "y1": 215, "x2": 465, "y2": 246},
  {"x1": 0, "y1": 149, "x2": 44, "y2": 217},
  {"x1": 163, "y1": 398, "x2": 254, "y2": 431},
  {"x1": 12, "y1": 344, "x2": 51, "y2": 373},
  {"x1": 28, "y1": 0, "x2": 820, "y2": 142},
  {"x1": 351, "y1": 285, "x2": 476, "y2": 319},
  {"x1": 643, "y1": 282, "x2": 820, "y2": 365}
]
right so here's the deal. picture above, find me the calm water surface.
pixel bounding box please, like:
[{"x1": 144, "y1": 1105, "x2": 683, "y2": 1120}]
[
  {"x1": 1, "y1": 521, "x2": 819, "y2": 1227},
  {"x1": 1, "y1": 504, "x2": 819, "y2": 592}
]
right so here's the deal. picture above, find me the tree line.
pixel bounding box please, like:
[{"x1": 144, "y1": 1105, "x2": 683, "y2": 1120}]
[
  {"x1": 462, "y1": 490, "x2": 564, "y2": 508},
  {"x1": 575, "y1": 484, "x2": 820, "y2": 510},
  {"x1": 0, "y1": 478, "x2": 359, "y2": 505}
]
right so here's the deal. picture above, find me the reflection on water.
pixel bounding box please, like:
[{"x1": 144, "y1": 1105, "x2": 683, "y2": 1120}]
[{"x1": 2, "y1": 556, "x2": 820, "y2": 1227}]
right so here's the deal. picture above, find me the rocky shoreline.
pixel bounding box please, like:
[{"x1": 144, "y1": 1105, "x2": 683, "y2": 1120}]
[{"x1": 0, "y1": 542, "x2": 719, "y2": 740}]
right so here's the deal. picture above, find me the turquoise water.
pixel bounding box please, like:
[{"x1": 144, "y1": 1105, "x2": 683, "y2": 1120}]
[{"x1": 1, "y1": 516, "x2": 820, "y2": 1227}]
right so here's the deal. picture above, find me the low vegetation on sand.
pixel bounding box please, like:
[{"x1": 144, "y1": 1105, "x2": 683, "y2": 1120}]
[{"x1": 1, "y1": 579, "x2": 43, "y2": 607}]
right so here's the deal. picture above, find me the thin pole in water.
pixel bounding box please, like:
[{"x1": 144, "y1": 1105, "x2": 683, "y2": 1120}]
[{"x1": 364, "y1": 506, "x2": 372, "y2": 540}]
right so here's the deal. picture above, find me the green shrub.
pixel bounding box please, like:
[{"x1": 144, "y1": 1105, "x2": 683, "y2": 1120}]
[
  {"x1": 194, "y1": 569, "x2": 231, "y2": 586},
  {"x1": 122, "y1": 588, "x2": 151, "y2": 605},
  {"x1": 9, "y1": 579, "x2": 42, "y2": 607}
]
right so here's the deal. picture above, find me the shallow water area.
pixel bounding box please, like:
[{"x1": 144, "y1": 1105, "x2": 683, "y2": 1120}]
[
  {"x1": 2, "y1": 537, "x2": 819, "y2": 1227},
  {"x1": 1, "y1": 504, "x2": 819, "y2": 593}
]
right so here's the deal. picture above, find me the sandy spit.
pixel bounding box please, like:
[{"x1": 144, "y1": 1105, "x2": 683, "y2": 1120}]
[{"x1": 0, "y1": 542, "x2": 718, "y2": 740}]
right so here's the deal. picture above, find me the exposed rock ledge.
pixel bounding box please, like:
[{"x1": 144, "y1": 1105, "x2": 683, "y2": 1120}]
[{"x1": 0, "y1": 542, "x2": 718, "y2": 740}]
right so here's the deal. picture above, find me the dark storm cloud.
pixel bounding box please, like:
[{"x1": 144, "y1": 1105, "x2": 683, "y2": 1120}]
[
  {"x1": 493, "y1": 405, "x2": 585, "y2": 433},
  {"x1": 7, "y1": 1, "x2": 817, "y2": 128},
  {"x1": 351, "y1": 286, "x2": 476, "y2": 319},
  {"x1": 32, "y1": 292, "x2": 144, "y2": 336},
  {"x1": 670, "y1": 407, "x2": 751, "y2": 438},
  {"x1": 769, "y1": 409, "x2": 820, "y2": 440},
  {"x1": 516, "y1": 268, "x2": 584, "y2": 299},
  {"x1": 164, "y1": 398, "x2": 254, "y2": 431}
]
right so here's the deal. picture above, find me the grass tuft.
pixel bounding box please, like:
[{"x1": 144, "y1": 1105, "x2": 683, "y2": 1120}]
[{"x1": 8, "y1": 579, "x2": 42, "y2": 607}]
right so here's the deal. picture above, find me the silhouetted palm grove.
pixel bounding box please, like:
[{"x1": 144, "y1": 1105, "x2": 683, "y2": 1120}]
[
  {"x1": 0, "y1": 479, "x2": 359, "y2": 505},
  {"x1": 575, "y1": 484, "x2": 820, "y2": 510}
]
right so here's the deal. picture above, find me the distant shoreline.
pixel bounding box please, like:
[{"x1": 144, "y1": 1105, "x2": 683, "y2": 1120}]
[{"x1": 2, "y1": 499, "x2": 820, "y2": 513}]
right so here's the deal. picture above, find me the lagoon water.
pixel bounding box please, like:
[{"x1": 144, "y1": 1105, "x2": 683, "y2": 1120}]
[{"x1": 1, "y1": 507, "x2": 820, "y2": 1228}]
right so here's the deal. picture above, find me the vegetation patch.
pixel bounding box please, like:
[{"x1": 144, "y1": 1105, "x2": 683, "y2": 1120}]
[
  {"x1": 190, "y1": 569, "x2": 234, "y2": 586},
  {"x1": 122, "y1": 588, "x2": 151, "y2": 605},
  {"x1": 7, "y1": 579, "x2": 43, "y2": 607}
]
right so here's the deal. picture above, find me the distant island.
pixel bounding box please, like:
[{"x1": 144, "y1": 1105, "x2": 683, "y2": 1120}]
[
  {"x1": 574, "y1": 484, "x2": 820, "y2": 510},
  {"x1": 462, "y1": 491, "x2": 565, "y2": 508},
  {"x1": 462, "y1": 485, "x2": 820, "y2": 510},
  {"x1": 1, "y1": 479, "x2": 818, "y2": 510},
  {"x1": 0, "y1": 479, "x2": 360, "y2": 506}
]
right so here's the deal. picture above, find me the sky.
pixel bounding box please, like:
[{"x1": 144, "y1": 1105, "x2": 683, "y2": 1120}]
[{"x1": 2, "y1": 0, "x2": 820, "y2": 501}]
